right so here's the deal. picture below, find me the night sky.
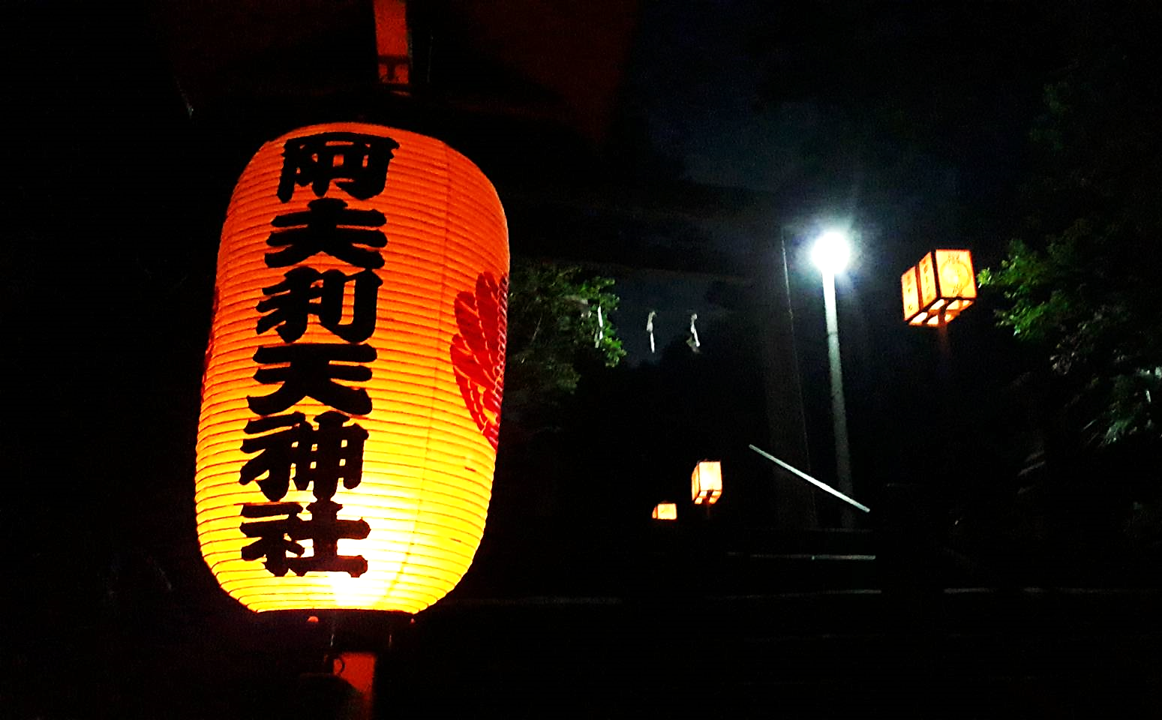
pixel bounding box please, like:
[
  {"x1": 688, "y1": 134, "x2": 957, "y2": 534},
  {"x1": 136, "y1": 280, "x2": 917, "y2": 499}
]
[{"x1": 6, "y1": 1, "x2": 1160, "y2": 717}]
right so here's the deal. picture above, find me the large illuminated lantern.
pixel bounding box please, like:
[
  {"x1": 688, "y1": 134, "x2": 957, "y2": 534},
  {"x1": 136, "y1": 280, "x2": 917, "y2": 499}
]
[{"x1": 196, "y1": 123, "x2": 508, "y2": 613}]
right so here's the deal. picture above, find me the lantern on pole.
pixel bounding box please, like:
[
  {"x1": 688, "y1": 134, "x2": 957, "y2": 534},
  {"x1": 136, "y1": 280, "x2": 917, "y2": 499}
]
[
  {"x1": 901, "y1": 250, "x2": 976, "y2": 326},
  {"x1": 196, "y1": 123, "x2": 508, "y2": 614},
  {"x1": 651, "y1": 503, "x2": 678, "y2": 520},
  {"x1": 691, "y1": 461, "x2": 722, "y2": 505}
]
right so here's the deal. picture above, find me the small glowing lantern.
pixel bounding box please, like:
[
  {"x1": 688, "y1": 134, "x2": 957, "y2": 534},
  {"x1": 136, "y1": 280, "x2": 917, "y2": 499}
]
[
  {"x1": 196, "y1": 123, "x2": 508, "y2": 613},
  {"x1": 901, "y1": 250, "x2": 976, "y2": 326},
  {"x1": 691, "y1": 461, "x2": 723, "y2": 505},
  {"x1": 652, "y1": 503, "x2": 678, "y2": 520}
]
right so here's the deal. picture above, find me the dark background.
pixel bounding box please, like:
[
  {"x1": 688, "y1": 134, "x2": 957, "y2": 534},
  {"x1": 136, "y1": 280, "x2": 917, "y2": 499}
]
[{"x1": 6, "y1": 1, "x2": 1162, "y2": 716}]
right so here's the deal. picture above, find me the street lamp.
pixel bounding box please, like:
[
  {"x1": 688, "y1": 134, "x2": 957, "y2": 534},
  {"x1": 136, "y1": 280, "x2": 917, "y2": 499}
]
[
  {"x1": 810, "y1": 230, "x2": 851, "y2": 277},
  {"x1": 811, "y1": 229, "x2": 854, "y2": 526}
]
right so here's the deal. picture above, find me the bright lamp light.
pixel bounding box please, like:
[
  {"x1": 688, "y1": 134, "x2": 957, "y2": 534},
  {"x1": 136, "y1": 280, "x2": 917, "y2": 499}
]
[{"x1": 811, "y1": 230, "x2": 851, "y2": 275}]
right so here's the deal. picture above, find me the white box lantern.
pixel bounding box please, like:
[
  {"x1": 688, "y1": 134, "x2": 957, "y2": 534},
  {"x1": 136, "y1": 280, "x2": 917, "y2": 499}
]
[
  {"x1": 651, "y1": 503, "x2": 678, "y2": 520},
  {"x1": 691, "y1": 461, "x2": 722, "y2": 505}
]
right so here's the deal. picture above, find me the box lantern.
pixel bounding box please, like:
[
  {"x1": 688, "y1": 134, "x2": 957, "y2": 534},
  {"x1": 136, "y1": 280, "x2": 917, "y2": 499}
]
[
  {"x1": 651, "y1": 503, "x2": 678, "y2": 520},
  {"x1": 901, "y1": 250, "x2": 976, "y2": 326},
  {"x1": 691, "y1": 461, "x2": 722, "y2": 505},
  {"x1": 196, "y1": 123, "x2": 508, "y2": 614}
]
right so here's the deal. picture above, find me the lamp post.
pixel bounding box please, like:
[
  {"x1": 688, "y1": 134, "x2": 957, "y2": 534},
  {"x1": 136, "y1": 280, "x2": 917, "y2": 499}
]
[
  {"x1": 901, "y1": 249, "x2": 978, "y2": 370},
  {"x1": 811, "y1": 230, "x2": 854, "y2": 527}
]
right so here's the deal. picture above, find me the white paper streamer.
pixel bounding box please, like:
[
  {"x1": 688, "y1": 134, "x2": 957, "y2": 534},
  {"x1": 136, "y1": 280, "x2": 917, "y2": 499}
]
[
  {"x1": 594, "y1": 305, "x2": 604, "y2": 348},
  {"x1": 646, "y1": 310, "x2": 656, "y2": 354},
  {"x1": 688, "y1": 312, "x2": 700, "y2": 351}
]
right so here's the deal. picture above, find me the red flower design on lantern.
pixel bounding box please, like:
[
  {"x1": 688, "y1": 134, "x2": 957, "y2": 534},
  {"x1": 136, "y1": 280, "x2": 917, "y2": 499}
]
[{"x1": 451, "y1": 272, "x2": 508, "y2": 449}]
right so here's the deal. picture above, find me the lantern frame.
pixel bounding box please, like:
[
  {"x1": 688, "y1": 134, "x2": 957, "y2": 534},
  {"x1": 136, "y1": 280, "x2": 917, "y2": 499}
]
[
  {"x1": 901, "y1": 249, "x2": 976, "y2": 327},
  {"x1": 691, "y1": 461, "x2": 722, "y2": 505}
]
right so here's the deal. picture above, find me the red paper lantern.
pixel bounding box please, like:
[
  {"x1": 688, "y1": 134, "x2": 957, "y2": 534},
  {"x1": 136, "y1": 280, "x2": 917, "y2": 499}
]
[{"x1": 196, "y1": 123, "x2": 508, "y2": 613}]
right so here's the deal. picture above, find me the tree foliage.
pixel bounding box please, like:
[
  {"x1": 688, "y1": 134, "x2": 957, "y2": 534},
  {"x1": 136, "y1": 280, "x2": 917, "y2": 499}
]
[
  {"x1": 502, "y1": 259, "x2": 625, "y2": 426},
  {"x1": 980, "y1": 1, "x2": 1162, "y2": 445}
]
